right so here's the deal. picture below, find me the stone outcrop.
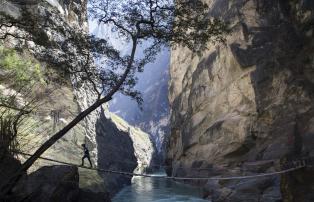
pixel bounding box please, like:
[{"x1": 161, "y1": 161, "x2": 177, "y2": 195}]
[
  {"x1": 109, "y1": 49, "x2": 170, "y2": 161},
  {"x1": 166, "y1": 0, "x2": 314, "y2": 201},
  {"x1": 96, "y1": 108, "x2": 155, "y2": 196},
  {"x1": 0, "y1": 0, "x2": 154, "y2": 198},
  {"x1": 13, "y1": 166, "x2": 80, "y2": 202},
  {"x1": 12, "y1": 165, "x2": 111, "y2": 202}
]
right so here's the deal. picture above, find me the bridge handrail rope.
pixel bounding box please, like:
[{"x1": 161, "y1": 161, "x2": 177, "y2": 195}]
[
  {"x1": 15, "y1": 144, "x2": 291, "y2": 171},
  {"x1": 13, "y1": 151, "x2": 307, "y2": 181}
]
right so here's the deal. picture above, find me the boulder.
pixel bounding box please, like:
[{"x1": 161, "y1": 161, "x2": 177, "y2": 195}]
[
  {"x1": 11, "y1": 165, "x2": 111, "y2": 202},
  {"x1": 205, "y1": 177, "x2": 281, "y2": 202},
  {"x1": 13, "y1": 166, "x2": 79, "y2": 202}
]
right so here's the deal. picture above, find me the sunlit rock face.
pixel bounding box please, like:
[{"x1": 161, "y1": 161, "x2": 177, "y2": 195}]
[
  {"x1": 166, "y1": 0, "x2": 314, "y2": 201},
  {"x1": 0, "y1": 0, "x2": 93, "y2": 171},
  {"x1": 0, "y1": 0, "x2": 106, "y2": 197},
  {"x1": 0, "y1": 0, "x2": 154, "y2": 198},
  {"x1": 96, "y1": 109, "x2": 155, "y2": 196},
  {"x1": 109, "y1": 49, "x2": 170, "y2": 161},
  {"x1": 45, "y1": 0, "x2": 88, "y2": 30}
]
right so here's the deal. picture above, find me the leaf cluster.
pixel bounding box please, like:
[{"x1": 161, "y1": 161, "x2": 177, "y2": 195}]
[
  {"x1": 89, "y1": 0, "x2": 229, "y2": 51},
  {"x1": 86, "y1": 0, "x2": 229, "y2": 105},
  {"x1": 0, "y1": 46, "x2": 45, "y2": 87},
  {"x1": 0, "y1": 46, "x2": 45, "y2": 123}
]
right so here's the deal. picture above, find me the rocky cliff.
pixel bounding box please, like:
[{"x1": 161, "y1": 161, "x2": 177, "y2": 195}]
[
  {"x1": 109, "y1": 48, "x2": 170, "y2": 160},
  {"x1": 96, "y1": 109, "x2": 155, "y2": 196},
  {"x1": 0, "y1": 0, "x2": 154, "y2": 199},
  {"x1": 12, "y1": 165, "x2": 110, "y2": 202},
  {"x1": 166, "y1": 0, "x2": 314, "y2": 201}
]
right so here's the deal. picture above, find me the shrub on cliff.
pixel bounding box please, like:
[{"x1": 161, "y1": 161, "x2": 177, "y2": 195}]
[
  {"x1": 0, "y1": 46, "x2": 44, "y2": 86},
  {"x1": 0, "y1": 45, "x2": 45, "y2": 158}
]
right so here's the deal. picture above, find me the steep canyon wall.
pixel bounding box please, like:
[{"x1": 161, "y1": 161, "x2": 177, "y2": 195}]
[{"x1": 166, "y1": 0, "x2": 314, "y2": 201}]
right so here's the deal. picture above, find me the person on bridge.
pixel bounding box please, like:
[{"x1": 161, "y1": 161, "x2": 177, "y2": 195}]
[{"x1": 81, "y1": 144, "x2": 92, "y2": 168}]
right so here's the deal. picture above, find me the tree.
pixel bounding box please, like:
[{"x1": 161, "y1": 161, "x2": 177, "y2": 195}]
[{"x1": 0, "y1": 0, "x2": 229, "y2": 197}]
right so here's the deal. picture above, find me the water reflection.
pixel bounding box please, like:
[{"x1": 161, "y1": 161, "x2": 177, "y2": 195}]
[{"x1": 112, "y1": 172, "x2": 208, "y2": 202}]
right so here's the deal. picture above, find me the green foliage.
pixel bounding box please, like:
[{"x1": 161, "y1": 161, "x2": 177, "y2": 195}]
[
  {"x1": 0, "y1": 45, "x2": 45, "y2": 135},
  {"x1": 0, "y1": 46, "x2": 45, "y2": 87},
  {"x1": 0, "y1": 46, "x2": 46, "y2": 157},
  {"x1": 0, "y1": 116, "x2": 19, "y2": 157}
]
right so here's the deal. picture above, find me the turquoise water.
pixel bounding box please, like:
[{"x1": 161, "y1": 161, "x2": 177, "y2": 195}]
[{"x1": 112, "y1": 172, "x2": 208, "y2": 202}]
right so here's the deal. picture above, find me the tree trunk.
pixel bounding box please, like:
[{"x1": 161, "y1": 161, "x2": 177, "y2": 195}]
[{"x1": 0, "y1": 37, "x2": 138, "y2": 198}]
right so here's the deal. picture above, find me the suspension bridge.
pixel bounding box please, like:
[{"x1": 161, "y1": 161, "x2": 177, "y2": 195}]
[{"x1": 13, "y1": 150, "x2": 309, "y2": 181}]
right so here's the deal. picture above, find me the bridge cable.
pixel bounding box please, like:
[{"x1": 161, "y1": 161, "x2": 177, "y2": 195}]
[{"x1": 14, "y1": 151, "x2": 306, "y2": 181}]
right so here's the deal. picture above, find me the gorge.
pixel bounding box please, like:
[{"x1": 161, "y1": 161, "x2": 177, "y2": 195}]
[{"x1": 0, "y1": 0, "x2": 314, "y2": 202}]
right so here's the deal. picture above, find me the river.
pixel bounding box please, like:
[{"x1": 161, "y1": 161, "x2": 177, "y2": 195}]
[{"x1": 112, "y1": 172, "x2": 208, "y2": 202}]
